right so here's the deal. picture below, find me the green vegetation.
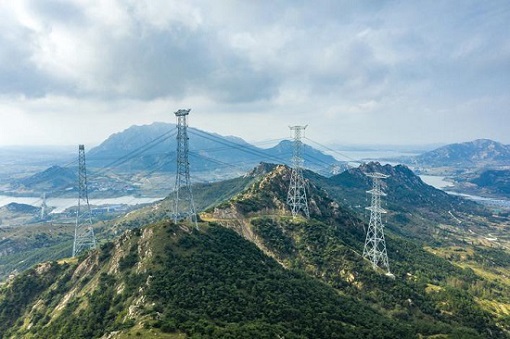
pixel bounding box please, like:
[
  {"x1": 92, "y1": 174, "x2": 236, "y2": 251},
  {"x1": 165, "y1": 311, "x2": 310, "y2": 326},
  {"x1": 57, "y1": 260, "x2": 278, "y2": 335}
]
[
  {"x1": 0, "y1": 224, "x2": 74, "y2": 280},
  {"x1": 145, "y1": 223, "x2": 412, "y2": 338},
  {"x1": 0, "y1": 162, "x2": 509, "y2": 338},
  {"x1": 208, "y1": 163, "x2": 510, "y2": 337},
  {"x1": 249, "y1": 217, "x2": 506, "y2": 338},
  {"x1": 0, "y1": 222, "x2": 413, "y2": 338},
  {"x1": 471, "y1": 169, "x2": 510, "y2": 197}
]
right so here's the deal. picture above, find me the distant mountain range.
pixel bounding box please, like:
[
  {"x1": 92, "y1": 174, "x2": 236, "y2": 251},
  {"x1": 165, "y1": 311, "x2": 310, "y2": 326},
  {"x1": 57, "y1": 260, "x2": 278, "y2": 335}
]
[
  {"x1": 86, "y1": 122, "x2": 341, "y2": 176},
  {"x1": 5, "y1": 122, "x2": 341, "y2": 197},
  {"x1": 412, "y1": 139, "x2": 510, "y2": 168},
  {"x1": 87, "y1": 122, "x2": 338, "y2": 173},
  {"x1": 10, "y1": 129, "x2": 510, "y2": 201},
  {"x1": 407, "y1": 139, "x2": 510, "y2": 198}
]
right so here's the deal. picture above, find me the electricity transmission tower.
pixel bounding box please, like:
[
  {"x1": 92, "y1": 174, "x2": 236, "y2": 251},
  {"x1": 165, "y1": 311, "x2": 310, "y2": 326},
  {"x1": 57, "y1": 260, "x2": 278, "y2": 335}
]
[
  {"x1": 40, "y1": 192, "x2": 47, "y2": 220},
  {"x1": 287, "y1": 125, "x2": 310, "y2": 218},
  {"x1": 363, "y1": 172, "x2": 393, "y2": 277},
  {"x1": 173, "y1": 109, "x2": 198, "y2": 228},
  {"x1": 73, "y1": 145, "x2": 96, "y2": 257}
]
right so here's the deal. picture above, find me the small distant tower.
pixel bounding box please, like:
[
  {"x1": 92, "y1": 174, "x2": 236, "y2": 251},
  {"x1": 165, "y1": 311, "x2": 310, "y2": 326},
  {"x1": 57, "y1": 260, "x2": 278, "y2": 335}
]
[
  {"x1": 173, "y1": 109, "x2": 198, "y2": 228},
  {"x1": 287, "y1": 125, "x2": 310, "y2": 218},
  {"x1": 73, "y1": 145, "x2": 96, "y2": 257},
  {"x1": 363, "y1": 172, "x2": 393, "y2": 277},
  {"x1": 40, "y1": 192, "x2": 47, "y2": 220}
]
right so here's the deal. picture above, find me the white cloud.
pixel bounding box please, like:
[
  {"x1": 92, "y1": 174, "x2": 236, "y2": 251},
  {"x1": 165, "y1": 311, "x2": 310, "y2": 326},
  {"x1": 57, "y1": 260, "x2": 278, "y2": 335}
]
[{"x1": 0, "y1": 0, "x2": 508, "y2": 146}]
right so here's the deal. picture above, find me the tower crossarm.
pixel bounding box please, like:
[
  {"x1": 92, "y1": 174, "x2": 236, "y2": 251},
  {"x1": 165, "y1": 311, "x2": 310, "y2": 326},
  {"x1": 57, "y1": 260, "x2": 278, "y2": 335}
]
[
  {"x1": 364, "y1": 172, "x2": 389, "y2": 179},
  {"x1": 366, "y1": 189, "x2": 387, "y2": 196},
  {"x1": 365, "y1": 206, "x2": 387, "y2": 214}
]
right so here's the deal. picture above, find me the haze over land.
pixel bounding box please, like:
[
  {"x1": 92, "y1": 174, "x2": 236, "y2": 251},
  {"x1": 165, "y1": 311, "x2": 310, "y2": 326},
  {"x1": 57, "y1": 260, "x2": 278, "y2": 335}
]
[{"x1": 0, "y1": 1, "x2": 509, "y2": 147}]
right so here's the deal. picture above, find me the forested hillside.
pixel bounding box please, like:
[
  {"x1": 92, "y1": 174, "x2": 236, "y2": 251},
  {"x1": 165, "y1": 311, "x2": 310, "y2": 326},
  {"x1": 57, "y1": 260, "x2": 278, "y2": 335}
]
[
  {"x1": 203, "y1": 164, "x2": 510, "y2": 338},
  {"x1": 0, "y1": 162, "x2": 509, "y2": 338},
  {"x1": 0, "y1": 222, "x2": 414, "y2": 338}
]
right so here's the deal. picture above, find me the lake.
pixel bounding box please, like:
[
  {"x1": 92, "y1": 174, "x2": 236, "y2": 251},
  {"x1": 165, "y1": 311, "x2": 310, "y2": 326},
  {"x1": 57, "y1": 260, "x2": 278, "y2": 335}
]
[
  {"x1": 419, "y1": 175, "x2": 510, "y2": 209},
  {"x1": 419, "y1": 175, "x2": 454, "y2": 189},
  {"x1": 0, "y1": 195, "x2": 163, "y2": 213}
]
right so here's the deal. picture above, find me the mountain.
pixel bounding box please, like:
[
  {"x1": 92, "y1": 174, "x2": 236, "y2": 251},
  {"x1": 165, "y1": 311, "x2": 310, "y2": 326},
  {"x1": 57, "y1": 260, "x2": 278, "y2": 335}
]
[
  {"x1": 412, "y1": 139, "x2": 510, "y2": 168},
  {"x1": 0, "y1": 223, "x2": 414, "y2": 338},
  {"x1": 87, "y1": 122, "x2": 257, "y2": 167},
  {"x1": 4, "y1": 123, "x2": 340, "y2": 198},
  {"x1": 1, "y1": 163, "x2": 509, "y2": 337},
  {"x1": 322, "y1": 162, "x2": 490, "y2": 241},
  {"x1": 471, "y1": 169, "x2": 510, "y2": 197},
  {"x1": 265, "y1": 139, "x2": 344, "y2": 171},
  {"x1": 3, "y1": 202, "x2": 39, "y2": 214},
  {"x1": 17, "y1": 165, "x2": 77, "y2": 191},
  {"x1": 202, "y1": 163, "x2": 509, "y2": 337},
  {"x1": 0, "y1": 203, "x2": 41, "y2": 227},
  {"x1": 86, "y1": 122, "x2": 340, "y2": 176}
]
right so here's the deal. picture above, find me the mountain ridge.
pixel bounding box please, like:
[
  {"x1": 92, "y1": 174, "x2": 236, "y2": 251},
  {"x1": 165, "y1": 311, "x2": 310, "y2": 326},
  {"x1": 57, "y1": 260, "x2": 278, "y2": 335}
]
[
  {"x1": 0, "y1": 222, "x2": 416, "y2": 338},
  {"x1": 1, "y1": 162, "x2": 509, "y2": 337},
  {"x1": 412, "y1": 139, "x2": 510, "y2": 168},
  {"x1": 86, "y1": 122, "x2": 340, "y2": 175}
]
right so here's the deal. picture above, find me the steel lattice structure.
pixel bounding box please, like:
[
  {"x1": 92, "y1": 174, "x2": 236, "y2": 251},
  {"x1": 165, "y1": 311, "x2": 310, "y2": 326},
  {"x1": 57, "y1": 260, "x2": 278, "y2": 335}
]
[
  {"x1": 173, "y1": 109, "x2": 198, "y2": 228},
  {"x1": 287, "y1": 125, "x2": 310, "y2": 218},
  {"x1": 40, "y1": 192, "x2": 47, "y2": 220},
  {"x1": 363, "y1": 172, "x2": 393, "y2": 276},
  {"x1": 73, "y1": 144, "x2": 96, "y2": 257}
]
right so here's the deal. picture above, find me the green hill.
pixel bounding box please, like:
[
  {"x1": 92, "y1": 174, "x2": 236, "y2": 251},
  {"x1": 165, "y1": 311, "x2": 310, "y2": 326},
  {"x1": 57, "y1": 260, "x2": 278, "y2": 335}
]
[
  {"x1": 202, "y1": 163, "x2": 510, "y2": 337},
  {"x1": 1, "y1": 162, "x2": 509, "y2": 338},
  {"x1": 321, "y1": 162, "x2": 491, "y2": 242},
  {"x1": 0, "y1": 222, "x2": 413, "y2": 338},
  {"x1": 471, "y1": 169, "x2": 510, "y2": 197}
]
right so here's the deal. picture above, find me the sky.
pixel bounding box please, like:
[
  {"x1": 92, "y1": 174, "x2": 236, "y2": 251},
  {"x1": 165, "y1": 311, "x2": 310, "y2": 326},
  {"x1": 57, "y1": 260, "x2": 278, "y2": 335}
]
[{"x1": 0, "y1": 0, "x2": 509, "y2": 147}]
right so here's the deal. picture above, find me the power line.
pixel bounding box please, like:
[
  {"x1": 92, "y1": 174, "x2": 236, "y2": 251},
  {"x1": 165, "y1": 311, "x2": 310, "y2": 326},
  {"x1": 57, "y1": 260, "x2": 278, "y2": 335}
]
[
  {"x1": 188, "y1": 129, "x2": 289, "y2": 165},
  {"x1": 303, "y1": 137, "x2": 364, "y2": 165},
  {"x1": 89, "y1": 130, "x2": 177, "y2": 173},
  {"x1": 18, "y1": 130, "x2": 178, "y2": 209}
]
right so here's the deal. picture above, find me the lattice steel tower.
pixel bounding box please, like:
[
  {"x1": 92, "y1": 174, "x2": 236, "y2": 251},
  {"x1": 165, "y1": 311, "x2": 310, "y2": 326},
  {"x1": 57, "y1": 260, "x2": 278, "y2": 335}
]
[
  {"x1": 363, "y1": 172, "x2": 393, "y2": 277},
  {"x1": 73, "y1": 145, "x2": 96, "y2": 257},
  {"x1": 287, "y1": 125, "x2": 310, "y2": 218},
  {"x1": 40, "y1": 192, "x2": 47, "y2": 220},
  {"x1": 173, "y1": 109, "x2": 198, "y2": 228}
]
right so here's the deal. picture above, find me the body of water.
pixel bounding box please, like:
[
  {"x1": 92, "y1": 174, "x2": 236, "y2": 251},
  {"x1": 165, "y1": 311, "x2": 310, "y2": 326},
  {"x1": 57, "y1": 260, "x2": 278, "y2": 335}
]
[
  {"x1": 325, "y1": 150, "x2": 419, "y2": 164},
  {"x1": 419, "y1": 175, "x2": 510, "y2": 209},
  {"x1": 419, "y1": 175, "x2": 454, "y2": 189},
  {"x1": 0, "y1": 195, "x2": 163, "y2": 213},
  {"x1": 447, "y1": 192, "x2": 510, "y2": 209}
]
